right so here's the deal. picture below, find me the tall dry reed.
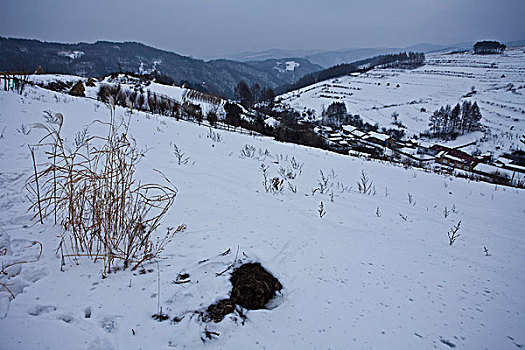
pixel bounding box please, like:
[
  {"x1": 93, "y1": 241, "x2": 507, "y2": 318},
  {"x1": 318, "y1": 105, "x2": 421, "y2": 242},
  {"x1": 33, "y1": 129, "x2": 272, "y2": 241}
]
[{"x1": 27, "y1": 98, "x2": 183, "y2": 275}]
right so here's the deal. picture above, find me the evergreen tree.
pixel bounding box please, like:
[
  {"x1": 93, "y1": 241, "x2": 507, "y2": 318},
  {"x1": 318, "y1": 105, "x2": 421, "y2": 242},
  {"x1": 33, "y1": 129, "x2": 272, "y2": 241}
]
[
  {"x1": 224, "y1": 102, "x2": 242, "y2": 128},
  {"x1": 251, "y1": 83, "x2": 261, "y2": 104},
  {"x1": 137, "y1": 92, "x2": 145, "y2": 110},
  {"x1": 207, "y1": 111, "x2": 218, "y2": 126},
  {"x1": 450, "y1": 103, "x2": 461, "y2": 135},
  {"x1": 461, "y1": 101, "x2": 471, "y2": 134},
  {"x1": 429, "y1": 109, "x2": 442, "y2": 136},
  {"x1": 234, "y1": 80, "x2": 253, "y2": 108},
  {"x1": 261, "y1": 87, "x2": 275, "y2": 108},
  {"x1": 442, "y1": 105, "x2": 451, "y2": 136},
  {"x1": 470, "y1": 102, "x2": 482, "y2": 131}
]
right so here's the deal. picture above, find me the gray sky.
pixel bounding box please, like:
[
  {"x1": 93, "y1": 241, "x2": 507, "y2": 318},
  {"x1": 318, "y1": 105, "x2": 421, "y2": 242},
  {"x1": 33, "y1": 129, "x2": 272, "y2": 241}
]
[{"x1": 1, "y1": 0, "x2": 524, "y2": 58}]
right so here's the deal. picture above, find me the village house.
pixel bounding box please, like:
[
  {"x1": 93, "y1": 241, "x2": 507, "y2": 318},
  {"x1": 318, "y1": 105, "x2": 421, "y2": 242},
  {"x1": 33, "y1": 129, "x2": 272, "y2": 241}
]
[
  {"x1": 363, "y1": 131, "x2": 393, "y2": 147},
  {"x1": 433, "y1": 145, "x2": 479, "y2": 171},
  {"x1": 416, "y1": 141, "x2": 437, "y2": 156}
]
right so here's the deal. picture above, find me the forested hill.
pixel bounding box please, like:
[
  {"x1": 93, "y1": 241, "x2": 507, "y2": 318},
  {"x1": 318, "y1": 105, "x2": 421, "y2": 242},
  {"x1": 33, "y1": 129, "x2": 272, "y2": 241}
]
[
  {"x1": 276, "y1": 52, "x2": 425, "y2": 95},
  {"x1": 0, "y1": 37, "x2": 322, "y2": 98}
]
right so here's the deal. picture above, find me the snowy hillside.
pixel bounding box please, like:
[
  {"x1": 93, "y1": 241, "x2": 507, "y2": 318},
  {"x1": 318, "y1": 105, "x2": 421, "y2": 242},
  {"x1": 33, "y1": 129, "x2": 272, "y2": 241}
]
[
  {"x1": 27, "y1": 73, "x2": 227, "y2": 118},
  {"x1": 277, "y1": 48, "x2": 525, "y2": 155},
  {"x1": 0, "y1": 85, "x2": 524, "y2": 349}
]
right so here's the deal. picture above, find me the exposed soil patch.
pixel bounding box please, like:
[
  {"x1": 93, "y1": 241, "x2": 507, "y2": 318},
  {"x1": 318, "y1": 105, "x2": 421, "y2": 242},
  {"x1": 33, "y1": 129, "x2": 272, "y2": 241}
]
[
  {"x1": 203, "y1": 262, "x2": 282, "y2": 323},
  {"x1": 230, "y1": 263, "x2": 282, "y2": 310},
  {"x1": 203, "y1": 299, "x2": 236, "y2": 323}
]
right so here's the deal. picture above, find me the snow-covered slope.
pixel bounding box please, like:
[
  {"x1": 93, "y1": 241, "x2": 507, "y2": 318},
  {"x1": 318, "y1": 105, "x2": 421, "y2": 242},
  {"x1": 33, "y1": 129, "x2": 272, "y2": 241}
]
[
  {"x1": 0, "y1": 85, "x2": 524, "y2": 349},
  {"x1": 277, "y1": 48, "x2": 525, "y2": 154},
  {"x1": 28, "y1": 73, "x2": 227, "y2": 118}
]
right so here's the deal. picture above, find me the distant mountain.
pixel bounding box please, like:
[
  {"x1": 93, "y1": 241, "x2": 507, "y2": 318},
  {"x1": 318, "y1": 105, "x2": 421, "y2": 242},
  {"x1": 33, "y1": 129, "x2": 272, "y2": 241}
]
[
  {"x1": 225, "y1": 48, "x2": 323, "y2": 62},
  {"x1": 0, "y1": 37, "x2": 322, "y2": 98},
  {"x1": 505, "y1": 39, "x2": 525, "y2": 48},
  {"x1": 226, "y1": 41, "x2": 522, "y2": 68}
]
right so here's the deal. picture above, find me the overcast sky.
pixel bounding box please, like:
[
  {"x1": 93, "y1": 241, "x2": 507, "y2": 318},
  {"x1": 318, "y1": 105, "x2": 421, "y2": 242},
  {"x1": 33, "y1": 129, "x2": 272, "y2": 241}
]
[{"x1": 1, "y1": 0, "x2": 524, "y2": 58}]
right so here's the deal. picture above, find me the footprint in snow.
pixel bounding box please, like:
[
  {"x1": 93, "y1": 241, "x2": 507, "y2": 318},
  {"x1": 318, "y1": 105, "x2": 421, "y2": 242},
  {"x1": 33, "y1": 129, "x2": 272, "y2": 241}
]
[
  {"x1": 100, "y1": 315, "x2": 121, "y2": 333},
  {"x1": 27, "y1": 304, "x2": 57, "y2": 316}
]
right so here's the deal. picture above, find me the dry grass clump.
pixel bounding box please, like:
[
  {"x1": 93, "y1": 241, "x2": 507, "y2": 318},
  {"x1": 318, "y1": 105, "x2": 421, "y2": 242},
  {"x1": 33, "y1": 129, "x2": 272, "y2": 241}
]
[{"x1": 27, "y1": 98, "x2": 182, "y2": 275}]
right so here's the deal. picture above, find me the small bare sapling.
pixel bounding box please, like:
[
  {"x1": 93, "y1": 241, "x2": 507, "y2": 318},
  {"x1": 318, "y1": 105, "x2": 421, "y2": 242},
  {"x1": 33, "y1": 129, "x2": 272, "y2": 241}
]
[
  {"x1": 357, "y1": 170, "x2": 373, "y2": 195},
  {"x1": 318, "y1": 201, "x2": 326, "y2": 218},
  {"x1": 172, "y1": 143, "x2": 190, "y2": 165},
  {"x1": 207, "y1": 128, "x2": 222, "y2": 142},
  {"x1": 17, "y1": 123, "x2": 31, "y2": 135},
  {"x1": 239, "y1": 144, "x2": 256, "y2": 158},
  {"x1": 447, "y1": 221, "x2": 461, "y2": 246}
]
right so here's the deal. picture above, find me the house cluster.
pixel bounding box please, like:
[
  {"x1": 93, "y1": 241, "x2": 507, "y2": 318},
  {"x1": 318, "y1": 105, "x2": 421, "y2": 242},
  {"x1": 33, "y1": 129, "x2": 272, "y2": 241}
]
[
  {"x1": 315, "y1": 125, "x2": 395, "y2": 157},
  {"x1": 415, "y1": 144, "x2": 525, "y2": 183},
  {"x1": 315, "y1": 124, "x2": 525, "y2": 185}
]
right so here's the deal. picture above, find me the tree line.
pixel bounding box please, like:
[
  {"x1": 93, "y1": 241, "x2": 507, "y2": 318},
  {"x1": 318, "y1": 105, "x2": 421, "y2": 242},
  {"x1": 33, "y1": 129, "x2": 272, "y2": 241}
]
[
  {"x1": 234, "y1": 80, "x2": 275, "y2": 109},
  {"x1": 97, "y1": 84, "x2": 207, "y2": 123},
  {"x1": 276, "y1": 52, "x2": 425, "y2": 95},
  {"x1": 474, "y1": 41, "x2": 506, "y2": 54},
  {"x1": 428, "y1": 101, "x2": 482, "y2": 139}
]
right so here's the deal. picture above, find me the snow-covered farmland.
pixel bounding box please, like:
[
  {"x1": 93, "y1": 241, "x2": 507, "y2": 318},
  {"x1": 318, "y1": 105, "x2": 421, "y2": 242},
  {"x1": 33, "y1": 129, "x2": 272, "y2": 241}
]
[
  {"x1": 0, "y1": 84, "x2": 524, "y2": 349},
  {"x1": 277, "y1": 48, "x2": 525, "y2": 155}
]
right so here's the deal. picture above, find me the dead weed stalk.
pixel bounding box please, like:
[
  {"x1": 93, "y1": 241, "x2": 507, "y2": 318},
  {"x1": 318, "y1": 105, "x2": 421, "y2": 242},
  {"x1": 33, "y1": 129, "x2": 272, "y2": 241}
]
[{"x1": 26, "y1": 98, "x2": 182, "y2": 275}]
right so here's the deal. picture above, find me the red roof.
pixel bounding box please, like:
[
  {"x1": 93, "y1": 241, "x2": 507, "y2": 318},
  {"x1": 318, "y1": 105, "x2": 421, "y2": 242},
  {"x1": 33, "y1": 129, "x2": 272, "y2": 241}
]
[{"x1": 432, "y1": 145, "x2": 478, "y2": 166}]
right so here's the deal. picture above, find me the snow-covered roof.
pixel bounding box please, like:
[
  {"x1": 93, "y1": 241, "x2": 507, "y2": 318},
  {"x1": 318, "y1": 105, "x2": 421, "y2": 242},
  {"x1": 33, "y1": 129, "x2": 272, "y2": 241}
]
[
  {"x1": 504, "y1": 163, "x2": 525, "y2": 173},
  {"x1": 351, "y1": 130, "x2": 368, "y2": 138},
  {"x1": 417, "y1": 141, "x2": 433, "y2": 148},
  {"x1": 496, "y1": 157, "x2": 513, "y2": 165},
  {"x1": 341, "y1": 125, "x2": 357, "y2": 133},
  {"x1": 444, "y1": 154, "x2": 466, "y2": 163},
  {"x1": 366, "y1": 131, "x2": 390, "y2": 141},
  {"x1": 474, "y1": 163, "x2": 518, "y2": 178},
  {"x1": 265, "y1": 117, "x2": 279, "y2": 128}
]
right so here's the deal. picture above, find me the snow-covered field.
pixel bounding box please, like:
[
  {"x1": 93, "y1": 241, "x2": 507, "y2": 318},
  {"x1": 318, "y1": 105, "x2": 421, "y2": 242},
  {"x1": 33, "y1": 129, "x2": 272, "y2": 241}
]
[
  {"x1": 0, "y1": 85, "x2": 524, "y2": 349},
  {"x1": 277, "y1": 48, "x2": 525, "y2": 155}
]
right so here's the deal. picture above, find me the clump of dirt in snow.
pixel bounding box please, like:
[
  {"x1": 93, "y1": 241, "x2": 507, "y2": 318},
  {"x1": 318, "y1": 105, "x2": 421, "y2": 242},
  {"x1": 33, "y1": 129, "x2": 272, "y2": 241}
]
[
  {"x1": 203, "y1": 262, "x2": 282, "y2": 323},
  {"x1": 203, "y1": 299, "x2": 236, "y2": 323},
  {"x1": 230, "y1": 263, "x2": 282, "y2": 310}
]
